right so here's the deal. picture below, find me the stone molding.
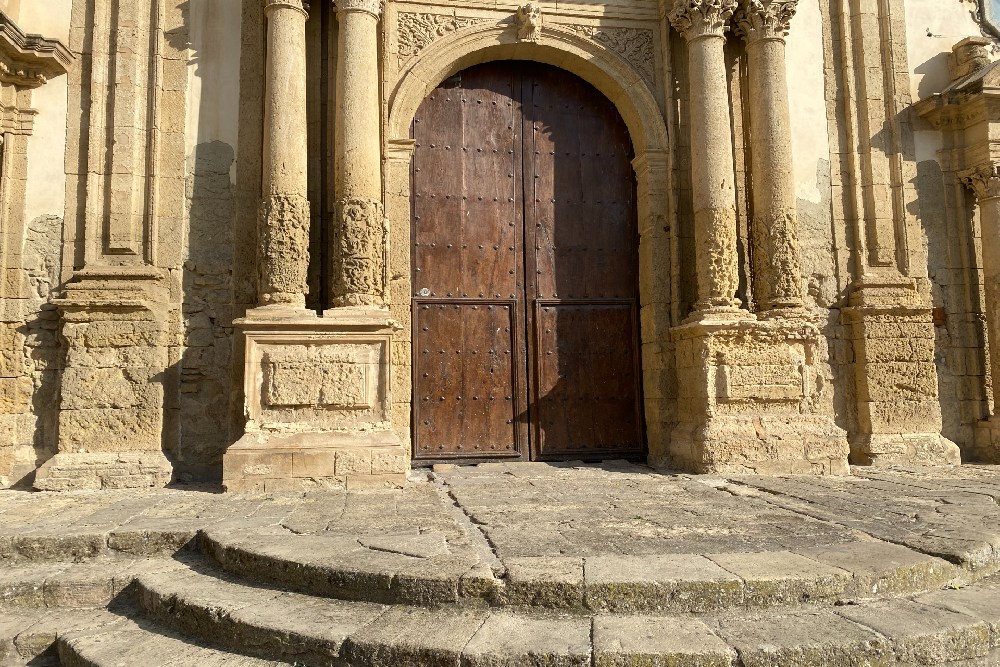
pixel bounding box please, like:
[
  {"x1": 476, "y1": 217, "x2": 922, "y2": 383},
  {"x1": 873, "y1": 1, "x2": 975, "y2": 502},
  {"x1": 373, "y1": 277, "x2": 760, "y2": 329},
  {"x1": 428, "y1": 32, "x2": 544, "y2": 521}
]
[
  {"x1": 568, "y1": 25, "x2": 656, "y2": 88},
  {"x1": 332, "y1": 198, "x2": 387, "y2": 307},
  {"x1": 335, "y1": 0, "x2": 382, "y2": 18},
  {"x1": 264, "y1": 0, "x2": 309, "y2": 17},
  {"x1": 0, "y1": 11, "x2": 72, "y2": 88},
  {"x1": 733, "y1": 0, "x2": 798, "y2": 43},
  {"x1": 960, "y1": 163, "x2": 1000, "y2": 201},
  {"x1": 668, "y1": 0, "x2": 739, "y2": 40}
]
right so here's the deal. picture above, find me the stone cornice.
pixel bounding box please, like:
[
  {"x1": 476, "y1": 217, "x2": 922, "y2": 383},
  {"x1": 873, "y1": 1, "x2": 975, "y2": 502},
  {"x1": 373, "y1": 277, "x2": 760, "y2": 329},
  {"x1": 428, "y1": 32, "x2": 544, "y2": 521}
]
[
  {"x1": 960, "y1": 163, "x2": 1000, "y2": 201},
  {"x1": 733, "y1": 0, "x2": 798, "y2": 44},
  {"x1": 668, "y1": 0, "x2": 738, "y2": 41},
  {"x1": 0, "y1": 11, "x2": 72, "y2": 88},
  {"x1": 334, "y1": 0, "x2": 382, "y2": 18}
]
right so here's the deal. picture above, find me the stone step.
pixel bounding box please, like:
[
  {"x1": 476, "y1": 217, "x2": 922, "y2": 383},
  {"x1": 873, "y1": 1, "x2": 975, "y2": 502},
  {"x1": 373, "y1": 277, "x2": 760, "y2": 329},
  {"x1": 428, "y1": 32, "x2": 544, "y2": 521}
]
[
  {"x1": 56, "y1": 616, "x2": 289, "y2": 667},
  {"x1": 200, "y1": 526, "x2": 964, "y2": 613},
  {"x1": 128, "y1": 556, "x2": 1000, "y2": 666},
  {"x1": 0, "y1": 557, "x2": 187, "y2": 610},
  {"x1": 0, "y1": 608, "x2": 120, "y2": 666}
]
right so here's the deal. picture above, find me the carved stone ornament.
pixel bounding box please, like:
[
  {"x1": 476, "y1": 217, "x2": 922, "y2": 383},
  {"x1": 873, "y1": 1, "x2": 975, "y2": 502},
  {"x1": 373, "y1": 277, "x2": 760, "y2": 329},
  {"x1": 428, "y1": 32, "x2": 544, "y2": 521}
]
[
  {"x1": 335, "y1": 0, "x2": 383, "y2": 18},
  {"x1": 733, "y1": 0, "x2": 798, "y2": 43},
  {"x1": 961, "y1": 163, "x2": 1000, "y2": 201},
  {"x1": 569, "y1": 26, "x2": 656, "y2": 88},
  {"x1": 333, "y1": 197, "x2": 387, "y2": 307},
  {"x1": 0, "y1": 11, "x2": 72, "y2": 88},
  {"x1": 259, "y1": 194, "x2": 311, "y2": 305},
  {"x1": 397, "y1": 13, "x2": 487, "y2": 65},
  {"x1": 516, "y1": 3, "x2": 543, "y2": 42},
  {"x1": 668, "y1": 0, "x2": 739, "y2": 40}
]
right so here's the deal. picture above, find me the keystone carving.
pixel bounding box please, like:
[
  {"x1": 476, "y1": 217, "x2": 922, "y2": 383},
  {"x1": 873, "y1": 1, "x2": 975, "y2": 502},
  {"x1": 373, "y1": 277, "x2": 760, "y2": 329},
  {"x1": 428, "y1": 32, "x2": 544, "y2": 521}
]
[
  {"x1": 668, "y1": 0, "x2": 739, "y2": 40},
  {"x1": 397, "y1": 13, "x2": 487, "y2": 65},
  {"x1": 516, "y1": 3, "x2": 543, "y2": 42},
  {"x1": 258, "y1": 194, "x2": 311, "y2": 305},
  {"x1": 733, "y1": 0, "x2": 799, "y2": 42},
  {"x1": 333, "y1": 198, "x2": 387, "y2": 307},
  {"x1": 335, "y1": 0, "x2": 382, "y2": 17},
  {"x1": 569, "y1": 26, "x2": 656, "y2": 87},
  {"x1": 961, "y1": 163, "x2": 1000, "y2": 201}
]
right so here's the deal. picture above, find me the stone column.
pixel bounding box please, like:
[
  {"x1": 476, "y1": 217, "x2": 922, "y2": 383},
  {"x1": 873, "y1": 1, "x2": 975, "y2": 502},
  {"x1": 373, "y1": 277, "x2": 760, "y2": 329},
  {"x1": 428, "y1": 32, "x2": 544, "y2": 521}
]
[
  {"x1": 734, "y1": 0, "x2": 804, "y2": 313},
  {"x1": 260, "y1": 0, "x2": 311, "y2": 310},
  {"x1": 962, "y1": 164, "x2": 1000, "y2": 418},
  {"x1": 669, "y1": 0, "x2": 742, "y2": 317},
  {"x1": 331, "y1": 0, "x2": 386, "y2": 309}
]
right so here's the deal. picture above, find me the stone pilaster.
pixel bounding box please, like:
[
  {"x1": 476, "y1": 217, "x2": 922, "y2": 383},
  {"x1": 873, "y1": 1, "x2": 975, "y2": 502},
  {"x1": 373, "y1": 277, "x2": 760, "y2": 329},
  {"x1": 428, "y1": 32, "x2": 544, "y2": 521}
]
[
  {"x1": 259, "y1": 0, "x2": 311, "y2": 310},
  {"x1": 962, "y1": 164, "x2": 1000, "y2": 462},
  {"x1": 331, "y1": 0, "x2": 386, "y2": 308},
  {"x1": 668, "y1": 0, "x2": 742, "y2": 316},
  {"x1": 734, "y1": 0, "x2": 804, "y2": 313}
]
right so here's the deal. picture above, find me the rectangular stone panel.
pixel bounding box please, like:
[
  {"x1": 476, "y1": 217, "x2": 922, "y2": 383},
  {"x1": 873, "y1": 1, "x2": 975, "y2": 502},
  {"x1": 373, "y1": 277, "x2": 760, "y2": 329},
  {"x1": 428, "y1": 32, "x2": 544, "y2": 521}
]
[
  {"x1": 721, "y1": 364, "x2": 803, "y2": 401},
  {"x1": 261, "y1": 345, "x2": 377, "y2": 409}
]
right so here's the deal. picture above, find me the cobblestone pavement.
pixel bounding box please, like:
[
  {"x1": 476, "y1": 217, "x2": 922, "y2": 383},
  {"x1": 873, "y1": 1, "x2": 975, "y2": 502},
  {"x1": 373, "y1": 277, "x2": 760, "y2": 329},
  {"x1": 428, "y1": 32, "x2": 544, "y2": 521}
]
[{"x1": 3, "y1": 462, "x2": 1000, "y2": 666}]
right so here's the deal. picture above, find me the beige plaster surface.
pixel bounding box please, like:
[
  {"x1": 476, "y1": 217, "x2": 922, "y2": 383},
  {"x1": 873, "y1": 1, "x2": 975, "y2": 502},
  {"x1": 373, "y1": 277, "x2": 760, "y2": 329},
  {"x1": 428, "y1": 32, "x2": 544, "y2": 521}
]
[{"x1": 785, "y1": 0, "x2": 829, "y2": 206}]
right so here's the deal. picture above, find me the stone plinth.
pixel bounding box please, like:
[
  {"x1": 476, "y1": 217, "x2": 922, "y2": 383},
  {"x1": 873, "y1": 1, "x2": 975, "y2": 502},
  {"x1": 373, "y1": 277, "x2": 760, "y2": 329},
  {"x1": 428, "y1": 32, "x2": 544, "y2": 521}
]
[
  {"x1": 666, "y1": 316, "x2": 850, "y2": 475},
  {"x1": 223, "y1": 309, "x2": 405, "y2": 492}
]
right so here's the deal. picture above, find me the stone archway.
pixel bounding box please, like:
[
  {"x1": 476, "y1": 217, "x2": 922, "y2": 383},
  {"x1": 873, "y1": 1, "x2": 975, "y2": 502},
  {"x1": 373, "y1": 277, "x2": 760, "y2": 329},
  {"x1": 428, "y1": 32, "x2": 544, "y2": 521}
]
[{"x1": 384, "y1": 24, "x2": 674, "y2": 464}]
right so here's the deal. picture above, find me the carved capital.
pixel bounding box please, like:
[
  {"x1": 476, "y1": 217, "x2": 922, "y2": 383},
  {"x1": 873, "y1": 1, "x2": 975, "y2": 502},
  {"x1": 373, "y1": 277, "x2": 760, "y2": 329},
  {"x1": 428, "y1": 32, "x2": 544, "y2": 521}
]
[
  {"x1": 961, "y1": 163, "x2": 1000, "y2": 202},
  {"x1": 668, "y1": 0, "x2": 739, "y2": 41},
  {"x1": 334, "y1": 0, "x2": 382, "y2": 18},
  {"x1": 333, "y1": 198, "x2": 387, "y2": 307},
  {"x1": 733, "y1": 0, "x2": 798, "y2": 43},
  {"x1": 264, "y1": 0, "x2": 309, "y2": 18}
]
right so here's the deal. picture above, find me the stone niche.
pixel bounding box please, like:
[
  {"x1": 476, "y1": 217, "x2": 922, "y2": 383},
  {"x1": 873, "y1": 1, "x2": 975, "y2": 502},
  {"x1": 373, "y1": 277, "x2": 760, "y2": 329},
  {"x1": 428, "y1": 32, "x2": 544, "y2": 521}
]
[
  {"x1": 222, "y1": 313, "x2": 406, "y2": 492},
  {"x1": 669, "y1": 317, "x2": 849, "y2": 475}
]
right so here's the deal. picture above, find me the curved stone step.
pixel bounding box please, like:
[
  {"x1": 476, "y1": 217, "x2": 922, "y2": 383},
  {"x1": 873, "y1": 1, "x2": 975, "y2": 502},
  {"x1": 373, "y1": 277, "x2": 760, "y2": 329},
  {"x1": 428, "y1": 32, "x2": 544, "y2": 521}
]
[
  {"x1": 0, "y1": 608, "x2": 120, "y2": 667},
  {"x1": 129, "y1": 557, "x2": 1000, "y2": 667},
  {"x1": 200, "y1": 527, "x2": 963, "y2": 614},
  {"x1": 56, "y1": 616, "x2": 289, "y2": 667}
]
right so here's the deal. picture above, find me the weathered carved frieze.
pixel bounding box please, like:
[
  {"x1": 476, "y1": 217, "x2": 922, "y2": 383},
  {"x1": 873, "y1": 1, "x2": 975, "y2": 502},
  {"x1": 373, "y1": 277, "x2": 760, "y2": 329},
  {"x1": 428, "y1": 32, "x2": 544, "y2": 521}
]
[
  {"x1": 668, "y1": 0, "x2": 739, "y2": 40},
  {"x1": 397, "y1": 13, "x2": 488, "y2": 65},
  {"x1": 733, "y1": 0, "x2": 798, "y2": 43},
  {"x1": 333, "y1": 198, "x2": 387, "y2": 307},
  {"x1": 568, "y1": 26, "x2": 656, "y2": 88},
  {"x1": 259, "y1": 194, "x2": 311, "y2": 306},
  {"x1": 961, "y1": 163, "x2": 1000, "y2": 201}
]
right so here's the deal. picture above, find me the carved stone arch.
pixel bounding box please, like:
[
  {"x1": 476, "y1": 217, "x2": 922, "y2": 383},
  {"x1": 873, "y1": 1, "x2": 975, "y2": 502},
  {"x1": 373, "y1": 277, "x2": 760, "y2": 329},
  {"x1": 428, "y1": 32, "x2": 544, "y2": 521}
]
[{"x1": 383, "y1": 22, "x2": 676, "y2": 466}]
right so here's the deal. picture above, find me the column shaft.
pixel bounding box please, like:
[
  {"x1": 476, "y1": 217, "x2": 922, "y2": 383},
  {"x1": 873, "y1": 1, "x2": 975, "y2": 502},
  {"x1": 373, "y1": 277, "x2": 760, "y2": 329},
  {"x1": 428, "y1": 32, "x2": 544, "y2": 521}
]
[
  {"x1": 260, "y1": 0, "x2": 310, "y2": 308},
  {"x1": 737, "y1": 0, "x2": 804, "y2": 313},
  {"x1": 332, "y1": 0, "x2": 386, "y2": 308},
  {"x1": 669, "y1": 0, "x2": 741, "y2": 314}
]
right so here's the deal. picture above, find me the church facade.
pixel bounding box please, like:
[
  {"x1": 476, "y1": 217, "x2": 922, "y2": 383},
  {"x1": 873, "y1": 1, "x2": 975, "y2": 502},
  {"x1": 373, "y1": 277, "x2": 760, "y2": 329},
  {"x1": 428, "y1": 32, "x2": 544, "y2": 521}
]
[{"x1": 0, "y1": 0, "x2": 998, "y2": 491}]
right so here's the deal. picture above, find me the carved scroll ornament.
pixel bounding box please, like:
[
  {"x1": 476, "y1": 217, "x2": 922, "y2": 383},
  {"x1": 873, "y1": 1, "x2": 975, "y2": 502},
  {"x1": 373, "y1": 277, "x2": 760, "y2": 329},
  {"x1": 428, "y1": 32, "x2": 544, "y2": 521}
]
[
  {"x1": 397, "y1": 13, "x2": 487, "y2": 65},
  {"x1": 733, "y1": 0, "x2": 799, "y2": 43},
  {"x1": 668, "y1": 0, "x2": 739, "y2": 40},
  {"x1": 569, "y1": 26, "x2": 656, "y2": 88}
]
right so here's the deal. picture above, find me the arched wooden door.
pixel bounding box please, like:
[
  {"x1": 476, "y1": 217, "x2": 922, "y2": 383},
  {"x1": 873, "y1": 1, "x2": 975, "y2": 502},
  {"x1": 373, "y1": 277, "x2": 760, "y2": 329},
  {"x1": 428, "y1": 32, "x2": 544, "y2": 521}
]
[{"x1": 411, "y1": 61, "x2": 644, "y2": 463}]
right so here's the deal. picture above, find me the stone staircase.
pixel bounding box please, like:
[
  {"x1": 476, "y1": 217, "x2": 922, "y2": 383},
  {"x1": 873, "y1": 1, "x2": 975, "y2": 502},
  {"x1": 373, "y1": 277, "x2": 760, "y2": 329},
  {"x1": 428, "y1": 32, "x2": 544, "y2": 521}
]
[{"x1": 1, "y1": 527, "x2": 1000, "y2": 666}]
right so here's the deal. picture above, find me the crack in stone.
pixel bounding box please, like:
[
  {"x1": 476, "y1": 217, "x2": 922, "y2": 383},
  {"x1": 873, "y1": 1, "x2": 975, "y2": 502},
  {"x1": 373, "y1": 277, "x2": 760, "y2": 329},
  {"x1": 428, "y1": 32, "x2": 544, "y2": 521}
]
[{"x1": 430, "y1": 474, "x2": 506, "y2": 577}]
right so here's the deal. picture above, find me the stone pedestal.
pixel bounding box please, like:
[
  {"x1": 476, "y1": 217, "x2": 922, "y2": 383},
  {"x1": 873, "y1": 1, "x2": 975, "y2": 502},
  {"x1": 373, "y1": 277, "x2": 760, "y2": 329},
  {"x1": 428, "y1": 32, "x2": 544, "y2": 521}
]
[
  {"x1": 223, "y1": 310, "x2": 405, "y2": 492},
  {"x1": 667, "y1": 316, "x2": 849, "y2": 475},
  {"x1": 843, "y1": 280, "x2": 961, "y2": 466},
  {"x1": 35, "y1": 270, "x2": 174, "y2": 491}
]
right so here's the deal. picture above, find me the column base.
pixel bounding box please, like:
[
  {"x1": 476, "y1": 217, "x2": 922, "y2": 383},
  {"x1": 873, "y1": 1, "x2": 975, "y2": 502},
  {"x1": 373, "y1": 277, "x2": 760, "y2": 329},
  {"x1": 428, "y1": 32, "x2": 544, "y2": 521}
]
[
  {"x1": 850, "y1": 433, "x2": 962, "y2": 467},
  {"x1": 33, "y1": 451, "x2": 173, "y2": 491},
  {"x1": 664, "y1": 315, "x2": 850, "y2": 476},
  {"x1": 223, "y1": 306, "x2": 406, "y2": 493}
]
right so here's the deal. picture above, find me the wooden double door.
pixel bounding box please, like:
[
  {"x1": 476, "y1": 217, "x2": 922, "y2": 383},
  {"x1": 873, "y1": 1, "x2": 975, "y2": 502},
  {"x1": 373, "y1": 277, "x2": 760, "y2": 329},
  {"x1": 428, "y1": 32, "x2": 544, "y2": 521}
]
[{"x1": 411, "y1": 61, "x2": 644, "y2": 463}]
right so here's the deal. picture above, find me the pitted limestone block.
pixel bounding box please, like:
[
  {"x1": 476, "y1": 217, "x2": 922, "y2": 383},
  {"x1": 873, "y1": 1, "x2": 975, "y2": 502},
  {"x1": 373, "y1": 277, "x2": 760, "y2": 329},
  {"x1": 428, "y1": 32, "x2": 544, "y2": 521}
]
[
  {"x1": 336, "y1": 450, "x2": 373, "y2": 476},
  {"x1": 0, "y1": 377, "x2": 31, "y2": 413},
  {"x1": 371, "y1": 449, "x2": 408, "y2": 474},
  {"x1": 858, "y1": 362, "x2": 939, "y2": 402},
  {"x1": 77, "y1": 320, "x2": 167, "y2": 348},
  {"x1": 58, "y1": 408, "x2": 163, "y2": 451},
  {"x1": 261, "y1": 344, "x2": 376, "y2": 408},
  {"x1": 59, "y1": 367, "x2": 162, "y2": 410},
  {"x1": 720, "y1": 363, "x2": 802, "y2": 401},
  {"x1": 857, "y1": 337, "x2": 936, "y2": 364}
]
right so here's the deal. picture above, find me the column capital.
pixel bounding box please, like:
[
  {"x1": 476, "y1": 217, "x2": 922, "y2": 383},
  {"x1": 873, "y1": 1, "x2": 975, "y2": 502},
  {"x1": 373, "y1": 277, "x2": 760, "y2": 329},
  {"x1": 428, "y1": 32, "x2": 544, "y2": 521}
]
[
  {"x1": 961, "y1": 163, "x2": 1000, "y2": 202},
  {"x1": 733, "y1": 0, "x2": 798, "y2": 44},
  {"x1": 264, "y1": 0, "x2": 309, "y2": 18},
  {"x1": 334, "y1": 0, "x2": 382, "y2": 18},
  {"x1": 668, "y1": 0, "x2": 739, "y2": 41}
]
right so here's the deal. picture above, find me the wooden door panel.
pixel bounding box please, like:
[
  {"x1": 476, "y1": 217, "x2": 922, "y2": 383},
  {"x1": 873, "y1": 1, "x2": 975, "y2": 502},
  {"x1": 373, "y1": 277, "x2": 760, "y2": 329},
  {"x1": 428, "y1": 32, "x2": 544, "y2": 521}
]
[
  {"x1": 533, "y1": 303, "x2": 643, "y2": 459},
  {"x1": 413, "y1": 302, "x2": 521, "y2": 459}
]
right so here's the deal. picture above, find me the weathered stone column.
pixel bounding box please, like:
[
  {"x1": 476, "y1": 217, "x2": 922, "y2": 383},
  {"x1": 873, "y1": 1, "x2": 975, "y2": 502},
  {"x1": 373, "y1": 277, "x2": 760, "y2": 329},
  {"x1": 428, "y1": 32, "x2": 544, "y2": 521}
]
[
  {"x1": 670, "y1": 0, "x2": 739, "y2": 313},
  {"x1": 669, "y1": 0, "x2": 742, "y2": 316},
  {"x1": 331, "y1": 0, "x2": 386, "y2": 308},
  {"x1": 259, "y1": 0, "x2": 311, "y2": 309},
  {"x1": 734, "y1": 0, "x2": 804, "y2": 313},
  {"x1": 962, "y1": 164, "x2": 1000, "y2": 420}
]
